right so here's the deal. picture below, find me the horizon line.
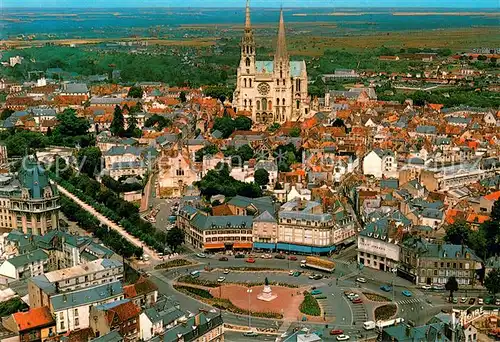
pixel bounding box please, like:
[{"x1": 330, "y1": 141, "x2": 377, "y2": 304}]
[{"x1": 3, "y1": 6, "x2": 500, "y2": 9}]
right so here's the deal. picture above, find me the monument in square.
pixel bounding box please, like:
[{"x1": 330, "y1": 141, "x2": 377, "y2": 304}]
[{"x1": 257, "y1": 277, "x2": 278, "y2": 302}]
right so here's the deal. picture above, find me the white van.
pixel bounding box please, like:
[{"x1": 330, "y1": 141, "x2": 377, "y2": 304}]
[{"x1": 363, "y1": 321, "x2": 376, "y2": 330}]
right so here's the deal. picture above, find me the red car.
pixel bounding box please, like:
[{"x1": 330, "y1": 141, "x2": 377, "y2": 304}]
[
  {"x1": 288, "y1": 256, "x2": 298, "y2": 261},
  {"x1": 330, "y1": 329, "x2": 343, "y2": 335},
  {"x1": 352, "y1": 298, "x2": 363, "y2": 304},
  {"x1": 246, "y1": 258, "x2": 256, "y2": 263}
]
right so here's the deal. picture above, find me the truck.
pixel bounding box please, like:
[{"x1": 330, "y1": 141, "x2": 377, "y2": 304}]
[
  {"x1": 363, "y1": 321, "x2": 376, "y2": 330},
  {"x1": 376, "y1": 318, "x2": 404, "y2": 331},
  {"x1": 300, "y1": 256, "x2": 335, "y2": 273}
]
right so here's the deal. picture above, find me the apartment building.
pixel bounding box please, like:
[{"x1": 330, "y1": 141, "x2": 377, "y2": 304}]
[
  {"x1": 29, "y1": 259, "x2": 123, "y2": 308},
  {"x1": 398, "y1": 237, "x2": 482, "y2": 286},
  {"x1": 0, "y1": 249, "x2": 48, "y2": 284},
  {"x1": 0, "y1": 157, "x2": 60, "y2": 234},
  {"x1": 90, "y1": 299, "x2": 141, "y2": 342}
]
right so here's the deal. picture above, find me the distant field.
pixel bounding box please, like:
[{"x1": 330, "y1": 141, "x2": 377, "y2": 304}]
[{"x1": 2, "y1": 27, "x2": 497, "y2": 54}]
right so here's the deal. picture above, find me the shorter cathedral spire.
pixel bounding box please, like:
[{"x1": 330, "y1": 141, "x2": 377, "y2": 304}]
[
  {"x1": 245, "y1": 0, "x2": 251, "y2": 29},
  {"x1": 275, "y1": 8, "x2": 288, "y2": 60}
]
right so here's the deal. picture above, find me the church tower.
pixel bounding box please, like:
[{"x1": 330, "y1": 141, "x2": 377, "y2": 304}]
[
  {"x1": 234, "y1": 0, "x2": 256, "y2": 113},
  {"x1": 274, "y1": 9, "x2": 292, "y2": 122}
]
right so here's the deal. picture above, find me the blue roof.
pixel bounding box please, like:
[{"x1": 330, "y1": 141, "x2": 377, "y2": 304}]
[{"x1": 51, "y1": 281, "x2": 123, "y2": 311}]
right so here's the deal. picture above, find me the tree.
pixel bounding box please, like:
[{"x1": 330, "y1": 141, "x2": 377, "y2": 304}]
[
  {"x1": 179, "y1": 91, "x2": 187, "y2": 103},
  {"x1": 77, "y1": 147, "x2": 102, "y2": 177},
  {"x1": 268, "y1": 123, "x2": 281, "y2": 132},
  {"x1": 53, "y1": 108, "x2": 90, "y2": 137},
  {"x1": 289, "y1": 127, "x2": 301, "y2": 137},
  {"x1": 127, "y1": 86, "x2": 143, "y2": 98},
  {"x1": 110, "y1": 105, "x2": 125, "y2": 136},
  {"x1": 234, "y1": 116, "x2": 252, "y2": 131},
  {"x1": 445, "y1": 276, "x2": 459, "y2": 300},
  {"x1": 0, "y1": 108, "x2": 14, "y2": 120},
  {"x1": 443, "y1": 221, "x2": 471, "y2": 245},
  {"x1": 166, "y1": 227, "x2": 185, "y2": 252},
  {"x1": 254, "y1": 168, "x2": 269, "y2": 186},
  {"x1": 195, "y1": 144, "x2": 219, "y2": 162},
  {"x1": 484, "y1": 268, "x2": 500, "y2": 296},
  {"x1": 144, "y1": 114, "x2": 171, "y2": 131}
]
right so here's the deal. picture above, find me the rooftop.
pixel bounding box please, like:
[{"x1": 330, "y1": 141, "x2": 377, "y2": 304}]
[{"x1": 12, "y1": 306, "x2": 54, "y2": 332}]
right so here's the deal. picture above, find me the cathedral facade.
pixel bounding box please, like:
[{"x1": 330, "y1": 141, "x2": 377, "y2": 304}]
[{"x1": 232, "y1": 1, "x2": 309, "y2": 124}]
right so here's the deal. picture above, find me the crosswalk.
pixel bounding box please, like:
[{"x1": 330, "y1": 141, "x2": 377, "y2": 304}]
[{"x1": 396, "y1": 298, "x2": 425, "y2": 305}]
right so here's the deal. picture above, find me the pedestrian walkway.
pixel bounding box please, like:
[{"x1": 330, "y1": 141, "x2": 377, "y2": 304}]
[
  {"x1": 278, "y1": 320, "x2": 292, "y2": 335},
  {"x1": 396, "y1": 298, "x2": 425, "y2": 305}
]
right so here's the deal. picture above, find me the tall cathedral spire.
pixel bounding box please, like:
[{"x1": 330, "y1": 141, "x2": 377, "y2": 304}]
[
  {"x1": 275, "y1": 8, "x2": 288, "y2": 60},
  {"x1": 245, "y1": 0, "x2": 251, "y2": 29}
]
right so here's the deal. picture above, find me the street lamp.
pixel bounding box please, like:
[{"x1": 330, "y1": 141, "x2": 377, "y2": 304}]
[
  {"x1": 247, "y1": 289, "x2": 253, "y2": 330},
  {"x1": 391, "y1": 266, "x2": 398, "y2": 303}
]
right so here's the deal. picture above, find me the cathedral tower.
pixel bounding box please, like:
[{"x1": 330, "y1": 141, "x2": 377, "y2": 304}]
[
  {"x1": 236, "y1": 0, "x2": 256, "y2": 113},
  {"x1": 274, "y1": 9, "x2": 292, "y2": 122}
]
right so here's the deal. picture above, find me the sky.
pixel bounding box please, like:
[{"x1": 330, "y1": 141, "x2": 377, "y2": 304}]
[{"x1": 4, "y1": 0, "x2": 500, "y2": 8}]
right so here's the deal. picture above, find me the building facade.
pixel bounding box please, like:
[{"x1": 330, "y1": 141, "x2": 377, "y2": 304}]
[
  {"x1": 398, "y1": 237, "x2": 482, "y2": 286},
  {"x1": 232, "y1": 1, "x2": 309, "y2": 124},
  {"x1": 0, "y1": 158, "x2": 60, "y2": 235}
]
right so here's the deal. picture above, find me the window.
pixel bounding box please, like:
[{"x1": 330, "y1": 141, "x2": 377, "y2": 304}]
[
  {"x1": 257, "y1": 100, "x2": 260, "y2": 110},
  {"x1": 75, "y1": 317, "x2": 79, "y2": 326},
  {"x1": 262, "y1": 98, "x2": 267, "y2": 111},
  {"x1": 60, "y1": 321, "x2": 65, "y2": 330},
  {"x1": 245, "y1": 57, "x2": 250, "y2": 67},
  {"x1": 296, "y1": 100, "x2": 300, "y2": 109},
  {"x1": 276, "y1": 80, "x2": 279, "y2": 86},
  {"x1": 249, "y1": 79, "x2": 252, "y2": 87},
  {"x1": 74, "y1": 309, "x2": 78, "y2": 317},
  {"x1": 244, "y1": 78, "x2": 247, "y2": 87},
  {"x1": 244, "y1": 99, "x2": 247, "y2": 107},
  {"x1": 277, "y1": 98, "x2": 280, "y2": 106}
]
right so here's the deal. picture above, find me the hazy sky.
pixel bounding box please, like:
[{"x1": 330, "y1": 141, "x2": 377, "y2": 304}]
[{"x1": 4, "y1": 0, "x2": 499, "y2": 8}]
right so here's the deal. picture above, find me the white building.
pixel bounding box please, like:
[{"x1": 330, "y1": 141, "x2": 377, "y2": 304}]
[
  {"x1": 287, "y1": 186, "x2": 311, "y2": 202},
  {"x1": 9, "y1": 56, "x2": 23, "y2": 67},
  {"x1": 0, "y1": 249, "x2": 48, "y2": 284},
  {"x1": 363, "y1": 148, "x2": 398, "y2": 179},
  {"x1": 51, "y1": 281, "x2": 124, "y2": 334}
]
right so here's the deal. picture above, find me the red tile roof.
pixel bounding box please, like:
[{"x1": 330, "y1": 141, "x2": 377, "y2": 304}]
[
  {"x1": 484, "y1": 191, "x2": 500, "y2": 201},
  {"x1": 106, "y1": 301, "x2": 140, "y2": 325},
  {"x1": 13, "y1": 307, "x2": 55, "y2": 332}
]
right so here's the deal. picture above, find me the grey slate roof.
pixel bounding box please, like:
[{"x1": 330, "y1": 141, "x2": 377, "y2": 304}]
[
  {"x1": 51, "y1": 281, "x2": 123, "y2": 311},
  {"x1": 415, "y1": 125, "x2": 437, "y2": 134},
  {"x1": 253, "y1": 210, "x2": 277, "y2": 223},
  {"x1": 6, "y1": 248, "x2": 48, "y2": 268},
  {"x1": 91, "y1": 331, "x2": 123, "y2": 342},
  {"x1": 191, "y1": 214, "x2": 252, "y2": 231},
  {"x1": 226, "y1": 195, "x2": 275, "y2": 216},
  {"x1": 62, "y1": 83, "x2": 89, "y2": 94}
]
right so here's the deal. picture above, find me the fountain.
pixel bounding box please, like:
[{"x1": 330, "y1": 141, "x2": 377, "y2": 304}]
[{"x1": 257, "y1": 277, "x2": 278, "y2": 302}]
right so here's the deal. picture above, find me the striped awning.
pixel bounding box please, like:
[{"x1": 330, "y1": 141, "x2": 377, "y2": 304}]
[
  {"x1": 233, "y1": 242, "x2": 253, "y2": 249},
  {"x1": 203, "y1": 243, "x2": 225, "y2": 249}
]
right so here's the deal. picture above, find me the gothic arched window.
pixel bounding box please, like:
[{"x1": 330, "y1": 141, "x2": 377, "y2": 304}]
[
  {"x1": 244, "y1": 99, "x2": 247, "y2": 107},
  {"x1": 262, "y1": 98, "x2": 267, "y2": 111},
  {"x1": 245, "y1": 57, "x2": 250, "y2": 67},
  {"x1": 277, "y1": 98, "x2": 280, "y2": 106},
  {"x1": 249, "y1": 99, "x2": 252, "y2": 107},
  {"x1": 244, "y1": 78, "x2": 247, "y2": 87},
  {"x1": 282, "y1": 98, "x2": 285, "y2": 106},
  {"x1": 268, "y1": 100, "x2": 272, "y2": 110},
  {"x1": 296, "y1": 100, "x2": 300, "y2": 109},
  {"x1": 249, "y1": 79, "x2": 252, "y2": 87},
  {"x1": 257, "y1": 100, "x2": 261, "y2": 110}
]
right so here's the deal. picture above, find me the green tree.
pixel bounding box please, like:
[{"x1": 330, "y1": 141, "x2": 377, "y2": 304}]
[
  {"x1": 444, "y1": 221, "x2": 471, "y2": 245},
  {"x1": 127, "y1": 86, "x2": 144, "y2": 98},
  {"x1": 267, "y1": 123, "x2": 281, "y2": 132},
  {"x1": 234, "y1": 116, "x2": 252, "y2": 131},
  {"x1": 195, "y1": 144, "x2": 219, "y2": 162},
  {"x1": 289, "y1": 127, "x2": 301, "y2": 137},
  {"x1": 144, "y1": 114, "x2": 171, "y2": 131},
  {"x1": 179, "y1": 91, "x2": 187, "y2": 103},
  {"x1": 0, "y1": 108, "x2": 14, "y2": 120},
  {"x1": 166, "y1": 227, "x2": 185, "y2": 252},
  {"x1": 212, "y1": 116, "x2": 235, "y2": 139},
  {"x1": 110, "y1": 105, "x2": 125, "y2": 136},
  {"x1": 445, "y1": 276, "x2": 459, "y2": 300},
  {"x1": 77, "y1": 147, "x2": 102, "y2": 177},
  {"x1": 254, "y1": 168, "x2": 269, "y2": 186},
  {"x1": 53, "y1": 108, "x2": 90, "y2": 137},
  {"x1": 484, "y1": 268, "x2": 500, "y2": 296}
]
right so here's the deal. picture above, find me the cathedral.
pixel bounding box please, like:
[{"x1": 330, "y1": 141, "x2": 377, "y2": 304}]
[{"x1": 232, "y1": 1, "x2": 309, "y2": 124}]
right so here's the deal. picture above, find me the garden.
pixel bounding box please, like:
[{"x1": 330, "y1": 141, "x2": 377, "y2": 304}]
[{"x1": 375, "y1": 304, "x2": 397, "y2": 320}]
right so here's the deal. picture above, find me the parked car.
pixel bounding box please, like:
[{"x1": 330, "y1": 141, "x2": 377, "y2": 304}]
[
  {"x1": 460, "y1": 297, "x2": 467, "y2": 303},
  {"x1": 330, "y1": 329, "x2": 343, "y2": 335},
  {"x1": 469, "y1": 298, "x2": 475, "y2": 305},
  {"x1": 218, "y1": 256, "x2": 228, "y2": 261},
  {"x1": 313, "y1": 274, "x2": 323, "y2": 280},
  {"x1": 235, "y1": 254, "x2": 245, "y2": 259},
  {"x1": 223, "y1": 269, "x2": 230, "y2": 274},
  {"x1": 261, "y1": 254, "x2": 272, "y2": 259},
  {"x1": 288, "y1": 256, "x2": 298, "y2": 261},
  {"x1": 452, "y1": 298, "x2": 458, "y2": 304},
  {"x1": 196, "y1": 253, "x2": 207, "y2": 258},
  {"x1": 496, "y1": 299, "x2": 500, "y2": 306},
  {"x1": 243, "y1": 331, "x2": 259, "y2": 337},
  {"x1": 356, "y1": 277, "x2": 366, "y2": 283},
  {"x1": 275, "y1": 254, "x2": 286, "y2": 259},
  {"x1": 336, "y1": 335, "x2": 350, "y2": 341},
  {"x1": 402, "y1": 290, "x2": 412, "y2": 297},
  {"x1": 352, "y1": 298, "x2": 363, "y2": 304},
  {"x1": 421, "y1": 285, "x2": 431, "y2": 290},
  {"x1": 380, "y1": 285, "x2": 392, "y2": 292},
  {"x1": 485, "y1": 296, "x2": 495, "y2": 305},
  {"x1": 478, "y1": 298, "x2": 484, "y2": 305},
  {"x1": 309, "y1": 274, "x2": 316, "y2": 280},
  {"x1": 246, "y1": 258, "x2": 256, "y2": 263},
  {"x1": 293, "y1": 271, "x2": 301, "y2": 277},
  {"x1": 217, "y1": 276, "x2": 225, "y2": 282},
  {"x1": 311, "y1": 289, "x2": 322, "y2": 295},
  {"x1": 432, "y1": 284, "x2": 445, "y2": 290}
]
